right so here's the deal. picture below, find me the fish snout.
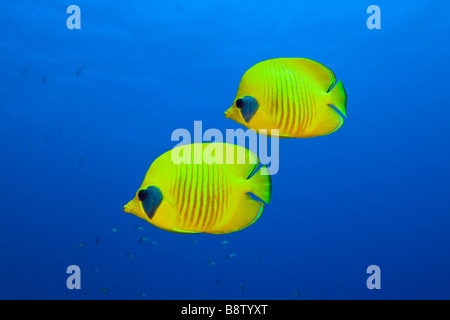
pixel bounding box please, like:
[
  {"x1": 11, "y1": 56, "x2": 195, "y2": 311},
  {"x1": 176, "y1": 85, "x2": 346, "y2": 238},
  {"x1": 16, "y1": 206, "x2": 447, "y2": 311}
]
[
  {"x1": 124, "y1": 201, "x2": 134, "y2": 214},
  {"x1": 224, "y1": 106, "x2": 233, "y2": 119}
]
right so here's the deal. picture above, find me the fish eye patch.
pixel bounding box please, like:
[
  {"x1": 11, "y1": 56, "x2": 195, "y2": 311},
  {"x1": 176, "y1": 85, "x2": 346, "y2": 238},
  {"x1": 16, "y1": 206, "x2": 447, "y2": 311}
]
[
  {"x1": 137, "y1": 186, "x2": 163, "y2": 219},
  {"x1": 239, "y1": 96, "x2": 259, "y2": 123}
]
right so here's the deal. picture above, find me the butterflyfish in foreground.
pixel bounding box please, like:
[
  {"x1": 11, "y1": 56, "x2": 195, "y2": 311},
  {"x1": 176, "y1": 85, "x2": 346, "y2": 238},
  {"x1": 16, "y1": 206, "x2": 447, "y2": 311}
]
[
  {"x1": 124, "y1": 143, "x2": 272, "y2": 234},
  {"x1": 224, "y1": 58, "x2": 347, "y2": 138}
]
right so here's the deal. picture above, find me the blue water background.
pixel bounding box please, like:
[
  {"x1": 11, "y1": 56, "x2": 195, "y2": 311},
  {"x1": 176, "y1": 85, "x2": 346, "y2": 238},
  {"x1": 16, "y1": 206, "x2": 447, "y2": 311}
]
[{"x1": 0, "y1": 0, "x2": 449, "y2": 299}]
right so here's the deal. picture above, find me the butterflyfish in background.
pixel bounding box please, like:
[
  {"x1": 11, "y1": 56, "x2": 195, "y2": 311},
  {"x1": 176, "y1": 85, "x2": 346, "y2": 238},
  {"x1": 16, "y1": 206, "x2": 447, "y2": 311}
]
[{"x1": 224, "y1": 58, "x2": 347, "y2": 138}]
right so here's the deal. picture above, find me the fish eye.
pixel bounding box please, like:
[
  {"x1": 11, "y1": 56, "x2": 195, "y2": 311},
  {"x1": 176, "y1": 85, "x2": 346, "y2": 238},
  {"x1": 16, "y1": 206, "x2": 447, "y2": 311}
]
[
  {"x1": 236, "y1": 99, "x2": 244, "y2": 109},
  {"x1": 137, "y1": 189, "x2": 148, "y2": 201}
]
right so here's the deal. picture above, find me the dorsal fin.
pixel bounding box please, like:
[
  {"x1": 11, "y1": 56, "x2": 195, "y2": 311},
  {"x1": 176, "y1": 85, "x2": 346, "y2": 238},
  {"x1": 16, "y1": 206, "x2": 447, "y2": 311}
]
[{"x1": 276, "y1": 58, "x2": 337, "y2": 92}]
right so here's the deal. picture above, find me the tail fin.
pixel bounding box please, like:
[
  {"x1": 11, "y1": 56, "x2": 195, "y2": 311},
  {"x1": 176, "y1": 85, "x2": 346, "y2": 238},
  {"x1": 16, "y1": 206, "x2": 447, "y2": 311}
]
[
  {"x1": 248, "y1": 165, "x2": 272, "y2": 203},
  {"x1": 328, "y1": 80, "x2": 347, "y2": 117}
]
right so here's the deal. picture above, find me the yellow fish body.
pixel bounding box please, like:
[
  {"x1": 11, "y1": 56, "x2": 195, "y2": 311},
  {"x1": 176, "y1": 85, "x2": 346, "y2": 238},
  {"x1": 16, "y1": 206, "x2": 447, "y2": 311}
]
[
  {"x1": 124, "y1": 143, "x2": 272, "y2": 234},
  {"x1": 224, "y1": 58, "x2": 347, "y2": 138}
]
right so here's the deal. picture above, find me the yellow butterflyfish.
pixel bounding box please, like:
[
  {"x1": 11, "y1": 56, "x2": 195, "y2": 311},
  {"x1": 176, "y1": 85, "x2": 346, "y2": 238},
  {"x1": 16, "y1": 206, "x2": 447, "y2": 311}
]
[
  {"x1": 124, "y1": 143, "x2": 272, "y2": 234},
  {"x1": 224, "y1": 58, "x2": 347, "y2": 138}
]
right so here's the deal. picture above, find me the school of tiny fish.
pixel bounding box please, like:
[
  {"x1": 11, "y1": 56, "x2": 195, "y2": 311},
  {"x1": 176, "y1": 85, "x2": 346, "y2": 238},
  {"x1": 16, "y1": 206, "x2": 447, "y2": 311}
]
[{"x1": 76, "y1": 225, "x2": 298, "y2": 299}]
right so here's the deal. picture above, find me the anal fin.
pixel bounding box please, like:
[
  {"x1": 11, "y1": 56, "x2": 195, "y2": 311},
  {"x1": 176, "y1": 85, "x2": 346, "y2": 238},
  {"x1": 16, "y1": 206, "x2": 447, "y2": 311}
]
[
  {"x1": 305, "y1": 105, "x2": 344, "y2": 137},
  {"x1": 210, "y1": 195, "x2": 264, "y2": 234}
]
